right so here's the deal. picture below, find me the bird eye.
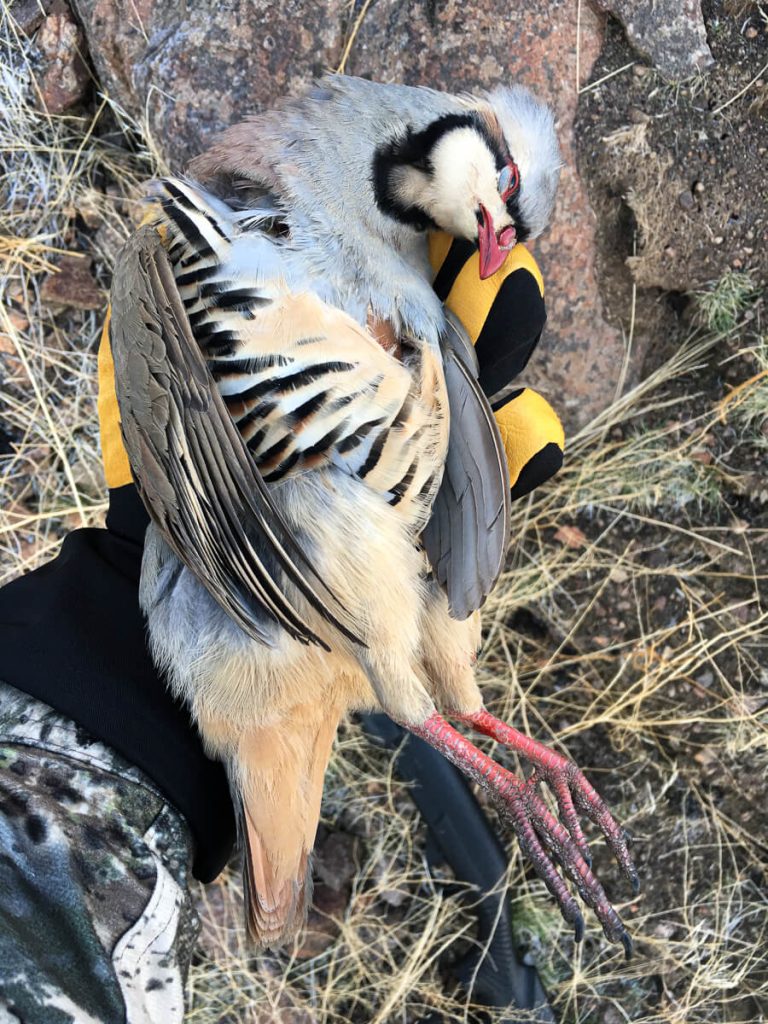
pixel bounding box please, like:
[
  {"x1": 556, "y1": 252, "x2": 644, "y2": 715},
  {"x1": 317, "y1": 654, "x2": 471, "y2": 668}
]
[{"x1": 498, "y1": 161, "x2": 520, "y2": 201}]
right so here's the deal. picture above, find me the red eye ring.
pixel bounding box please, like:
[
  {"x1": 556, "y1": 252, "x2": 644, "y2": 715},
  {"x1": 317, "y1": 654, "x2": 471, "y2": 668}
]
[{"x1": 499, "y1": 160, "x2": 520, "y2": 202}]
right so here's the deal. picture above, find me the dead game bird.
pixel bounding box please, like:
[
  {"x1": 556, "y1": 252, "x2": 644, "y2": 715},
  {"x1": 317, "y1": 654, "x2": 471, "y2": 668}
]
[{"x1": 108, "y1": 74, "x2": 638, "y2": 954}]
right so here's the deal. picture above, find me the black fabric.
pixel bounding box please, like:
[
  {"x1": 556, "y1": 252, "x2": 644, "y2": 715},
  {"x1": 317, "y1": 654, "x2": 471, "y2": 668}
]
[
  {"x1": 491, "y1": 387, "x2": 524, "y2": 410},
  {"x1": 432, "y1": 239, "x2": 477, "y2": 301},
  {"x1": 508, "y1": 442, "x2": 564, "y2": 502},
  {"x1": 476, "y1": 270, "x2": 547, "y2": 399},
  {"x1": 0, "y1": 485, "x2": 235, "y2": 882},
  {"x1": 105, "y1": 480, "x2": 151, "y2": 544}
]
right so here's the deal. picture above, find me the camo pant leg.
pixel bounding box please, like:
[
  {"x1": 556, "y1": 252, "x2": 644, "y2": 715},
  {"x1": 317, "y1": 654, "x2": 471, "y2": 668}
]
[{"x1": 0, "y1": 680, "x2": 200, "y2": 1024}]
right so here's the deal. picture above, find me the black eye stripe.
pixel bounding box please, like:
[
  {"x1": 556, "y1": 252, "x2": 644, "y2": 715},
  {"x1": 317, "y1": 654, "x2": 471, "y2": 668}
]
[
  {"x1": 378, "y1": 113, "x2": 507, "y2": 170},
  {"x1": 505, "y1": 192, "x2": 530, "y2": 242}
]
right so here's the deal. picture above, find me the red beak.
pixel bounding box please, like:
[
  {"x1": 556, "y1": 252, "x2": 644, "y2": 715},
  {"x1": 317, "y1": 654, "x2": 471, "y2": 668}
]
[{"x1": 477, "y1": 204, "x2": 517, "y2": 280}]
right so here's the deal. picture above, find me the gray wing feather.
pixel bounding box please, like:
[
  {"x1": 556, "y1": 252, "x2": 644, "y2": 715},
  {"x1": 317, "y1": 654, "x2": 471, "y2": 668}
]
[
  {"x1": 109, "y1": 226, "x2": 363, "y2": 649},
  {"x1": 423, "y1": 311, "x2": 511, "y2": 619}
]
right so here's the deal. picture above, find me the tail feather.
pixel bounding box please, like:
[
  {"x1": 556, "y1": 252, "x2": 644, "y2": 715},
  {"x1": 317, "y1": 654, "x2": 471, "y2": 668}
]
[
  {"x1": 241, "y1": 801, "x2": 312, "y2": 947},
  {"x1": 231, "y1": 703, "x2": 342, "y2": 949}
]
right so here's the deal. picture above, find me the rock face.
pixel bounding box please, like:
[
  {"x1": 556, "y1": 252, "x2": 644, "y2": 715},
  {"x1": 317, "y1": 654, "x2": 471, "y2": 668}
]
[
  {"x1": 576, "y1": 7, "x2": 767, "y2": 309},
  {"x1": 36, "y1": 8, "x2": 90, "y2": 113},
  {"x1": 72, "y1": 0, "x2": 639, "y2": 427},
  {"x1": 70, "y1": 0, "x2": 346, "y2": 170},
  {"x1": 10, "y1": 0, "x2": 53, "y2": 36},
  {"x1": 594, "y1": 0, "x2": 713, "y2": 81}
]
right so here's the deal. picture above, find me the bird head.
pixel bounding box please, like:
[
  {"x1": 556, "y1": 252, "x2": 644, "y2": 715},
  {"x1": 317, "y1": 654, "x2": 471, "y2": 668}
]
[{"x1": 373, "y1": 86, "x2": 560, "y2": 279}]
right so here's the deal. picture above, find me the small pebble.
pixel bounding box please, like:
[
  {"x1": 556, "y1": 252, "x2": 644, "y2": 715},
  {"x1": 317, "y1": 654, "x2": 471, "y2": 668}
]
[
  {"x1": 678, "y1": 189, "x2": 695, "y2": 210},
  {"x1": 732, "y1": 258, "x2": 743, "y2": 268},
  {"x1": 633, "y1": 64, "x2": 649, "y2": 77},
  {"x1": 6, "y1": 309, "x2": 29, "y2": 332},
  {"x1": 693, "y1": 180, "x2": 705, "y2": 193},
  {"x1": 745, "y1": 25, "x2": 758, "y2": 39},
  {"x1": 713, "y1": 235, "x2": 724, "y2": 245}
]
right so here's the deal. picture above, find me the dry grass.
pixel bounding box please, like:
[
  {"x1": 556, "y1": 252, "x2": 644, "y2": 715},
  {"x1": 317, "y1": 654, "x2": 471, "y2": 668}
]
[
  {"x1": 2, "y1": 11, "x2": 767, "y2": 1024},
  {"x1": 0, "y1": 11, "x2": 156, "y2": 574}
]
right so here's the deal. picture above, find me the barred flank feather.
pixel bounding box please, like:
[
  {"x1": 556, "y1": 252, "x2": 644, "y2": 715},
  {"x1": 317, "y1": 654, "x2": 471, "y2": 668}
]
[{"x1": 154, "y1": 177, "x2": 448, "y2": 526}]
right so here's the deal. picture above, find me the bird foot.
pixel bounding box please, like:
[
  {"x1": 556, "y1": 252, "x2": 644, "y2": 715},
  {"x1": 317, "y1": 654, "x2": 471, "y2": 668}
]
[
  {"x1": 456, "y1": 708, "x2": 639, "y2": 891},
  {"x1": 404, "y1": 709, "x2": 637, "y2": 956}
]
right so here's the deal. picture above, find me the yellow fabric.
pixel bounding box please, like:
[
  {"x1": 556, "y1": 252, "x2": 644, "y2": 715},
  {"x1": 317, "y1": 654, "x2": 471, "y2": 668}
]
[
  {"x1": 495, "y1": 388, "x2": 565, "y2": 489},
  {"x1": 427, "y1": 231, "x2": 563, "y2": 484},
  {"x1": 427, "y1": 230, "x2": 453, "y2": 273},
  {"x1": 98, "y1": 307, "x2": 134, "y2": 488},
  {"x1": 427, "y1": 233, "x2": 545, "y2": 344}
]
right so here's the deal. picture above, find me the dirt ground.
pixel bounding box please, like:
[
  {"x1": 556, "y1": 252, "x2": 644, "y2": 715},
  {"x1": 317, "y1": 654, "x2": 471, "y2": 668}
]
[
  {"x1": 1, "y1": 1, "x2": 767, "y2": 1022},
  {"x1": 575, "y1": 0, "x2": 768, "y2": 372}
]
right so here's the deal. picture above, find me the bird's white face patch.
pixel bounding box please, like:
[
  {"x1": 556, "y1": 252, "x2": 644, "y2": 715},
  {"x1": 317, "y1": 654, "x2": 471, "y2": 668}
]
[{"x1": 391, "y1": 126, "x2": 514, "y2": 243}]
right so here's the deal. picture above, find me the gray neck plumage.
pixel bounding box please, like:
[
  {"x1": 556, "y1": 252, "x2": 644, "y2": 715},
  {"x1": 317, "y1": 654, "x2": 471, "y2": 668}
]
[{"x1": 205, "y1": 76, "x2": 468, "y2": 344}]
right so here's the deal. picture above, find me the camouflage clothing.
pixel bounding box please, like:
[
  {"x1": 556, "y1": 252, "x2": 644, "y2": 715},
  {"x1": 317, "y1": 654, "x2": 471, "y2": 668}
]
[{"x1": 0, "y1": 679, "x2": 200, "y2": 1024}]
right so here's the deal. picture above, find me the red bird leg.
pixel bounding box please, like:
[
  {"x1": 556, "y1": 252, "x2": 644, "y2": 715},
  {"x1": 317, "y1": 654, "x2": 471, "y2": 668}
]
[
  {"x1": 402, "y1": 712, "x2": 633, "y2": 954},
  {"x1": 453, "y1": 708, "x2": 639, "y2": 893}
]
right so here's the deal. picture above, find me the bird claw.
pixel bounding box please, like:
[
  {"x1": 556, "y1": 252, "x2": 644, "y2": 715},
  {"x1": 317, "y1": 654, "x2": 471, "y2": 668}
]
[
  {"x1": 508, "y1": 771, "x2": 631, "y2": 948},
  {"x1": 407, "y1": 709, "x2": 638, "y2": 951},
  {"x1": 459, "y1": 708, "x2": 639, "y2": 896}
]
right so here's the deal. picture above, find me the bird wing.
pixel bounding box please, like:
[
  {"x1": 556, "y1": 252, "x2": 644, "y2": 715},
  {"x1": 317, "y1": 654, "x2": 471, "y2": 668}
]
[
  {"x1": 109, "y1": 224, "x2": 364, "y2": 649},
  {"x1": 147, "y1": 178, "x2": 435, "y2": 516},
  {"x1": 422, "y1": 310, "x2": 511, "y2": 619}
]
